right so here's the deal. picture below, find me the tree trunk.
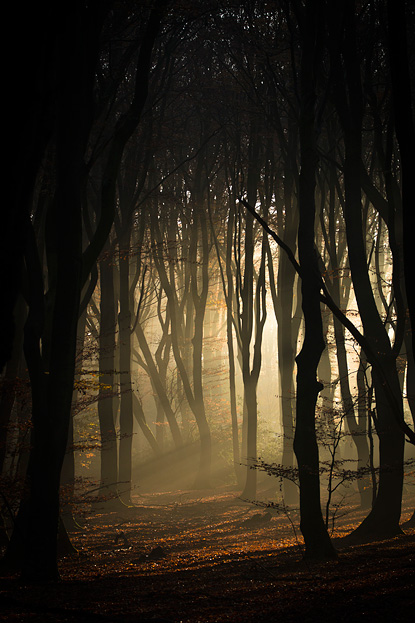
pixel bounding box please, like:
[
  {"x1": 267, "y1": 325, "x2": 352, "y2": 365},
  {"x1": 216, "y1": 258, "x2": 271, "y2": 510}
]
[
  {"x1": 61, "y1": 308, "x2": 87, "y2": 528},
  {"x1": 275, "y1": 193, "x2": 300, "y2": 505},
  {"x1": 98, "y1": 258, "x2": 119, "y2": 503},
  {"x1": 118, "y1": 230, "x2": 134, "y2": 505},
  {"x1": 0, "y1": 295, "x2": 26, "y2": 475},
  {"x1": 387, "y1": 0, "x2": 415, "y2": 356},
  {"x1": 293, "y1": 0, "x2": 337, "y2": 560},
  {"x1": 331, "y1": 1, "x2": 405, "y2": 539},
  {"x1": 135, "y1": 321, "x2": 182, "y2": 447}
]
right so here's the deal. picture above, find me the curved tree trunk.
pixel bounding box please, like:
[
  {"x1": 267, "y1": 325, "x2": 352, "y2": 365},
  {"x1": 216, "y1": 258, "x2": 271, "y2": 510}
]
[
  {"x1": 329, "y1": 0, "x2": 405, "y2": 539},
  {"x1": 293, "y1": 0, "x2": 337, "y2": 560}
]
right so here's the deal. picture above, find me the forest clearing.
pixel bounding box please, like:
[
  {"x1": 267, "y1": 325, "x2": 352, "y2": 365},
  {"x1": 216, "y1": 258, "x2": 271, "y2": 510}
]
[{"x1": 1, "y1": 485, "x2": 414, "y2": 622}]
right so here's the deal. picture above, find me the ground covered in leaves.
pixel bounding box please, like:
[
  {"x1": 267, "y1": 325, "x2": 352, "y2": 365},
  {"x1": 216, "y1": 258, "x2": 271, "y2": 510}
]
[{"x1": 1, "y1": 486, "x2": 414, "y2": 622}]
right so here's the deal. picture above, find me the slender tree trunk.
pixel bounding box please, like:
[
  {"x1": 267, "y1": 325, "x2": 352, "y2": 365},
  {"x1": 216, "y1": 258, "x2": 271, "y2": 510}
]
[
  {"x1": 333, "y1": 314, "x2": 371, "y2": 508},
  {"x1": 154, "y1": 322, "x2": 172, "y2": 450},
  {"x1": 238, "y1": 120, "x2": 266, "y2": 500},
  {"x1": 98, "y1": 258, "x2": 119, "y2": 502},
  {"x1": 323, "y1": 161, "x2": 372, "y2": 508},
  {"x1": 275, "y1": 191, "x2": 300, "y2": 505},
  {"x1": 135, "y1": 321, "x2": 182, "y2": 447},
  {"x1": 226, "y1": 205, "x2": 242, "y2": 485},
  {"x1": 118, "y1": 229, "x2": 134, "y2": 505},
  {"x1": 190, "y1": 204, "x2": 211, "y2": 488},
  {"x1": 151, "y1": 196, "x2": 211, "y2": 487}
]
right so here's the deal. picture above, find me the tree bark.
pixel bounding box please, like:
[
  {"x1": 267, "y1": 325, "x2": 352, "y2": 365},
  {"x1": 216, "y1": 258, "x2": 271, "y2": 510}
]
[
  {"x1": 387, "y1": 0, "x2": 415, "y2": 356},
  {"x1": 118, "y1": 229, "x2": 134, "y2": 505},
  {"x1": 293, "y1": 0, "x2": 337, "y2": 560},
  {"x1": 98, "y1": 258, "x2": 119, "y2": 502},
  {"x1": 329, "y1": 0, "x2": 405, "y2": 539}
]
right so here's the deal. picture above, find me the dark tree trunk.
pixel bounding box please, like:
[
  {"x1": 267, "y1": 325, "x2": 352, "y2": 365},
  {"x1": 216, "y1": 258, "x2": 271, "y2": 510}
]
[
  {"x1": 2, "y1": 4, "x2": 55, "y2": 373},
  {"x1": 118, "y1": 230, "x2": 134, "y2": 505},
  {"x1": 329, "y1": 1, "x2": 405, "y2": 539},
  {"x1": 275, "y1": 182, "x2": 300, "y2": 506},
  {"x1": 239, "y1": 121, "x2": 266, "y2": 501},
  {"x1": 61, "y1": 309, "x2": 87, "y2": 528},
  {"x1": 387, "y1": 0, "x2": 415, "y2": 357},
  {"x1": 293, "y1": 0, "x2": 337, "y2": 560},
  {"x1": 4, "y1": 4, "x2": 109, "y2": 579},
  {"x1": 226, "y1": 204, "x2": 242, "y2": 485},
  {"x1": 0, "y1": 295, "x2": 26, "y2": 475},
  {"x1": 190, "y1": 203, "x2": 212, "y2": 489},
  {"x1": 98, "y1": 258, "x2": 119, "y2": 502},
  {"x1": 323, "y1": 168, "x2": 372, "y2": 508}
]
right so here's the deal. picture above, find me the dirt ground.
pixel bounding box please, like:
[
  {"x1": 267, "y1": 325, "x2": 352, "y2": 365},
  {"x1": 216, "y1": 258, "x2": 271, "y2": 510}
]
[{"x1": 0, "y1": 485, "x2": 414, "y2": 622}]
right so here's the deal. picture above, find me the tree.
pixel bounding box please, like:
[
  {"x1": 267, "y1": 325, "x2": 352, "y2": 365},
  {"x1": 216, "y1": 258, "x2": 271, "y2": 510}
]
[
  {"x1": 3, "y1": 1, "x2": 164, "y2": 579},
  {"x1": 290, "y1": 0, "x2": 337, "y2": 559},
  {"x1": 327, "y1": 0, "x2": 406, "y2": 539}
]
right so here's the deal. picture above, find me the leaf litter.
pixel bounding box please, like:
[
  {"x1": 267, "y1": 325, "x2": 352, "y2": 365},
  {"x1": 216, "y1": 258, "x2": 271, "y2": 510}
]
[{"x1": 0, "y1": 486, "x2": 414, "y2": 622}]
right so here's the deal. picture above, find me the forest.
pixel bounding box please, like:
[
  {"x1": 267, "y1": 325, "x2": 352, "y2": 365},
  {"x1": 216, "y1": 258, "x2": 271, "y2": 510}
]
[{"x1": 1, "y1": 0, "x2": 414, "y2": 621}]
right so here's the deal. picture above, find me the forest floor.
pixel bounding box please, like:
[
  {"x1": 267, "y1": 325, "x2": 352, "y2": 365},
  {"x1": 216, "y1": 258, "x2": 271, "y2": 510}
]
[{"x1": 0, "y1": 484, "x2": 414, "y2": 623}]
